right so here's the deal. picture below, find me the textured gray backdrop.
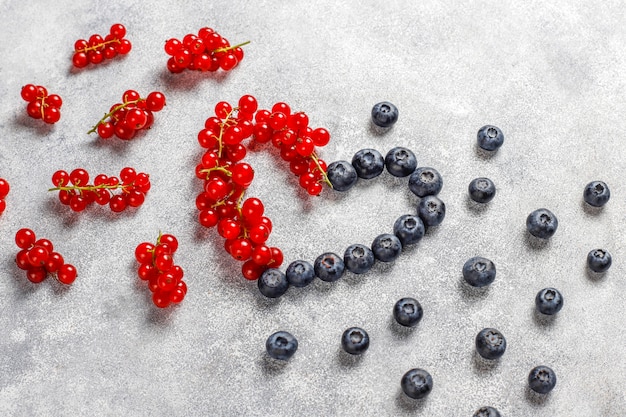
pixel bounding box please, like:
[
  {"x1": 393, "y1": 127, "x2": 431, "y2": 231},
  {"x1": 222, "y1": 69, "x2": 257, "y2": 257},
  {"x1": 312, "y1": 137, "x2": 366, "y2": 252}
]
[{"x1": 1, "y1": 1, "x2": 625, "y2": 416}]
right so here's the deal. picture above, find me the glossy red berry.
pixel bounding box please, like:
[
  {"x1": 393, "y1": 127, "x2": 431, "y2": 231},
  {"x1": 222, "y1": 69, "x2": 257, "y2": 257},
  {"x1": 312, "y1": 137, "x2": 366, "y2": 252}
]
[{"x1": 57, "y1": 264, "x2": 77, "y2": 285}]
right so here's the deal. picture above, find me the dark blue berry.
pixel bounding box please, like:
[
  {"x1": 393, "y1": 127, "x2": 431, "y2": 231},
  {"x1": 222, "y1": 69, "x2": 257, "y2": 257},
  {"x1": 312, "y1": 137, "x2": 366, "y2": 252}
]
[
  {"x1": 468, "y1": 177, "x2": 496, "y2": 203},
  {"x1": 371, "y1": 101, "x2": 399, "y2": 128},
  {"x1": 587, "y1": 249, "x2": 612, "y2": 273},
  {"x1": 408, "y1": 167, "x2": 443, "y2": 197},
  {"x1": 341, "y1": 327, "x2": 369, "y2": 355},
  {"x1": 401, "y1": 368, "x2": 433, "y2": 399},
  {"x1": 473, "y1": 407, "x2": 501, "y2": 417},
  {"x1": 583, "y1": 180, "x2": 610, "y2": 207},
  {"x1": 526, "y1": 208, "x2": 558, "y2": 239},
  {"x1": 475, "y1": 328, "x2": 506, "y2": 360},
  {"x1": 258, "y1": 268, "x2": 289, "y2": 298},
  {"x1": 385, "y1": 147, "x2": 417, "y2": 177},
  {"x1": 285, "y1": 260, "x2": 315, "y2": 288},
  {"x1": 327, "y1": 160, "x2": 358, "y2": 192},
  {"x1": 477, "y1": 125, "x2": 504, "y2": 151},
  {"x1": 393, "y1": 214, "x2": 425, "y2": 246},
  {"x1": 352, "y1": 148, "x2": 385, "y2": 179},
  {"x1": 393, "y1": 297, "x2": 423, "y2": 327},
  {"x1": 371, "y1": 233, "x2": 402, "y2": 262},
  {"x1": 266, "y1": 331, "x2": 298, "y2": 361},
  {"x1": 417, "y1": 195, "x2": 446, "y2": 227},
  {"x1": 528, "y1": 365, "x2": 557, "y2": 394},
  {"x1": 535, "y1": 287, "x2": 563, "y2": 315},
  {"x1": 462, "y1": 257, "x2": 496, "y2": 287},
  {"x1": 343, "y1": 244, "x2": 375, "y2": 274},
  {"x1": 314, "y1": 252, "x2": 345, "y2": 282}
]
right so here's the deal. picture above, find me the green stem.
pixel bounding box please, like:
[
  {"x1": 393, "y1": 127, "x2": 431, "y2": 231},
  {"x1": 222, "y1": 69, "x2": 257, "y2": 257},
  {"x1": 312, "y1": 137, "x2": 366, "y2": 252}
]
[
  {"x1": 87, "y1": 98, "x2": 143, "y2": 135},
  {"x1": 310, "y1": 152, "x2": 333, "y2": 188},
  {"x1": 77, "y1": 39, "x2": 121, "y2": 54},
  {"x1": 213, "y1": 40, "x2": 250, "y2": 54},
  {"x1": 48, "y1": 183, "x2": 128, "y2": 193}
]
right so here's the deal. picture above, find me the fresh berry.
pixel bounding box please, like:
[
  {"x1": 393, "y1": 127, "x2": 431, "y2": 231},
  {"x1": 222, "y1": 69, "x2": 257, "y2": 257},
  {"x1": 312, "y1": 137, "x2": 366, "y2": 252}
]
[
  {"x1": 468, "y1": 177, "x2": 496, "y2": 203},
  {"x1": 371, "y1": 101, "x2": 399, "y2": 128},
  {"x1": 385, "y1": 147, "x2": 417, "y2": 177},
  {"x1": 72, "y1": 24, "x2": 131, "y2": 68},
  {"x1": 583, "y1": 180, "x2": 610, "y2": 207},
  {"x1": 528, "y1": 365, "x2": 557, "y2": 394},
  {"x1": 462, "y1": 257, "x2": 496, "y2": 287},
  {"x1": 258, "y1": 268, "x2": 289, "y2": 298},
  {"x1": 313, "y1": 252, "x2": 345, "y2": 282},
  {"x1": 266, "y1": 331, "x2": 298, "y2": 361},
  {"x1": 477, "y1": 125, "x2": 504, "y2": 151},
  {"x1": 20, "y1": 84, "x2": 62, "y2": 124},
  {"x1": 285, "y1": 260, "x2": 315, "y2": 288},
  {"x1": 352, "y1": 148, "x2": 384, "y2": 179},
  {"x1": 371, "y1": 233, "x2": 402, "y2": 262},
  {"x1": 408, "y1": 167, "x2": 443, "y2": 197},
  {"x1": 343, "y1": 244, "x2": 375, "y2": 274},
  {"x1": 526, "y1": 208, "x2": 558, "y2": 239},
  {"x1": 587, "y1": 249, "x2": 612, "y2": 273},
  {"x1": 393, "y1": 297, "x2": 423, "y2": 327},
  {"x1": 0, "y1": 177, "x2": 9, "y2": 214},
  {"x1": 475, "y1": 328, "x2": 506, "y2": 360},
  {"x1": 341, "y1": 327, "x2": 369, "y2": 355},
  {"x1": 535, "y1": 287, "x2": 563, "y2": 315},
  {"x1": 417, "y1": 195, "x2": 446, "y2": 227},
  {"x1": 14, "y1": 229, "x2": 76, "y2": 285},
  {"x1": 327, "y1": 160, "x2": 358, "y2": 191},
  {"x1": 401, "y1": 368, "x2": 433, "y2": 399},
  {"x1": 393, "y1": 214, "x2": 425, "y2": 246},
  {"x1": 473, "y1": 406, "x2": 501, "y2": 417}
]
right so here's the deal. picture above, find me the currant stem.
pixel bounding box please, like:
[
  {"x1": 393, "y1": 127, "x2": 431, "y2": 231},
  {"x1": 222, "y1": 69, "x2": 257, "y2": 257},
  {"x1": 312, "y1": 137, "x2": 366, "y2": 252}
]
[
  {"x1": 216, "y1": 106, "x2": 239, "y2": 158},
  {"x1": 199, "y1": 166, "x2": 232, "y2": 179},
  {"x1": 76, "y1": 39, "x2": 121, "y2": 54},
  {"x1": 48, "y1": 183, "x2": 129, "y2": 193},
  {"x1": 39, "y1": 96, "x2": 46, "y2": 120},
  {"x1": 87, "y1": 98, "x2": 143, "y2": 134},
  {"x1": 213, "y1": 40, "x2": 250, "y2": 54},
  {"x1": 311, "y1": 152, "x2": 333, "y2": 188}
]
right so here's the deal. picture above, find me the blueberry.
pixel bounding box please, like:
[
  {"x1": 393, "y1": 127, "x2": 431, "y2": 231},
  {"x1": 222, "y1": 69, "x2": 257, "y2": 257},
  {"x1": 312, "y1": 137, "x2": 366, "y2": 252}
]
[
  {"x1": 266, "y1": 331, "x2": 298, "y2": 361},
  {"x1": 526, "y1": 208, "x2": 558, "y2": 239},
  {"x1": 528, "y1": 365, "x2": 557, "y2": 394},
  {"x1": 393, "y1": 214, "x2": 425, "y2": 246},
  {"x1": 327, "y1": 160, "x2": 358, "y2": 191},
  {"x1": 477, "y1": 125, "x2": 504, "y2": 151},
  {"x1": 258, "y1": 268, "x2": 289, "y2": 298},
  {"x1": 371, "y1": 233, "x2": 402, "y2": 262},
  {"x1": 462, "y1": 257, "x2": 496, "y2": 287},
  {"x1": 341, "y1": 327, "x2": 370, "y2": 355},
  {"x1": 417, "y1": 195, "x2": 446, "y2": 227},
  {"x1": 475, "y1": 328, "x2": 506, "y2": 360},
  {"x1": 535, "y1": 287, "x2": 563, "y2": 315},
  {"x1": 393, "y1": 297, "x2": 423, "y2": 327},
  {"x1": 343, "y1": 244, "x2": 375, "y2": 274},
  {"x1": 314, "y1": 252, "x2": 345, "y2": 282},
  {"x1": 371, "y1": 101, "x2": 399, "y2": 128},
  {"x1": 468, "y1": 177, "x2": 496, "y2": 203},
  {"x1": 385, "y1": 147, "x2": 417, "y2": 177},
  {"x1": 587, "y1": 249, "x2": 612, "y2": 273},
  {"x1": 285, "y1": 260, "x2": 315, "y2": 288},
  {"x1": 408, "y1": 167, "x2": 443, "y2": 197},
  {"x1": 473, "y1": 407, "x2": 501, "y2": 417},
  {"x1": 352, "y1": 149, "x2": 385, "y2": 179},
  {"x1": 583, "y1": 180, "x2": 610, "y2": 207},
  {"x1": 400, "y1": 368, "x2": 433, "y2": 400}
]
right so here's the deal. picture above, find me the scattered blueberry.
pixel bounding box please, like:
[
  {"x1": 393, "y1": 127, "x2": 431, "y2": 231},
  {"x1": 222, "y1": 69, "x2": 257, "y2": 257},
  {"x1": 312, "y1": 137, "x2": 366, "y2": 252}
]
[
  {"x1": 400, "y1": 368, "x2": 433, "y2": 399},
  {"x1": 285, "y1": 260, "x2": 315, "y2": 288},
  {"x1": 385, "y1": 147, "x2": 417, "y2": 177},
  {"x1": 535, "y1": 287, "x2": 563, "y2": 315},
  {"x1": 468, "y1": 177, "x2": 496, "y2": 204},
  {"x1": 393, "y1": 214, "x2": 425, "y2": 246},
  {"x1": 408, "y1": 167, "x2": 443, "y2": 197},
  {"x1": 371, "y1": 101, "x2": 399, "y2": 128},
  {"x1": 475, "y1": 328, "x2": 506, "y2": 360},
  {"x1": 462, "y1": 257, "x2": 496, "y2": 288},
  {"x1": 314, "y1": 252, "x2": 345, "y2": 282},
  {"x1": 352, "y1": 149, "x2": 385, "y2": 179},
  {"x1": 477, "y1": 125, "x2": 504, "y2": 152},
  {"x1": 393, "y1": 297, "x2": 423, "y2": 327},
  {"x1": 417, "y1": 195, "x2": 446, "y2": 227},
  {"x1": 371, "y1": 233, "x2": 402, "y2": 262},
  {"x1": 341, "y1": 327, "x2": 370, "y2": 355},
  {"x1": 583, "y1": 180, "x2": 610, "y2": 207},
  {"x1": 587, "y1": 249, "x2": 612, "y2": 273},
  {"x1": 327, "y1": 160, "x2": 358, "y2": 191},
  {"x1": 473, "y1": 407, "x2": 501, "y2": 417},
  {"x1": 528, "y1": 365, "x2": 557, "y2": 394},
  {"x1": 266, "y1": 331, "x2": 298, "y2": 361},
  {"x1": 343, "y1": 244, "x2": 375, "y2": 274},
  {"x1": 258, "y1": 268, "x2": 289, "y2": 298},
  {"x1": 526, "y1": 208, "x2": 558, "y2": 239}
]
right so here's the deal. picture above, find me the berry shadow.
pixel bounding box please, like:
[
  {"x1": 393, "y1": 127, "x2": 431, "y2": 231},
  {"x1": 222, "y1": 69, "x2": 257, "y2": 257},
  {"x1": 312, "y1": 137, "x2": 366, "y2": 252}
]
[
  {"x1": 585, "y1": 267, "x2": 608, "y2": 284},
  {"x1": 465, "y1": 196, "x2": 490, "y2": 215},
  {"x1": 48, "y1": 278, "x2": 73, "y2": 296},
  {"x1": 158, "y1": 67, "x2": 231, "y2": 91},
  {"x1": 335, "y1": 348, "x2": 366, "y2": 368},
  {"x1": 523, "y1": 231, "x2": 551, "y2": 251},
  {"x1": 394, "y1": 389, "x2": 428, "y2": 413},
  {"x1": 387, "y1": 315, "x2": 416, "y2": 340},
  {"x1": 146, "y1": 304, "x2": 178, "y2": 326},
  {"x1": 87, "y1": 133, "x2": 139, "y2": 155},
  {"x1": 471, "y1": 350, "x2": 501, "y2": 375},
  {"x1": 66, "y1": 55, "x2": 128, "y2": 76},
  {"x1": 457, "y1": 279, "x2": 491, "y2": 303},
  {"x1": 368, "y1": 121, "x2": 394, "y2": 137},
  {"x1": 531, "y1": 307, "x2": 558, "y2": 328},
  {"x1": 524, "y1": 385, "x2": 552, "y2": 407},
  {"x1": 259, "y1": 353, "x2": 290, "y2": 376},
  {"x1": 12, "y1": 112, "x2": 55, "y2": 136},
  {"x1": 581, "y1": 200, "x2": 605, "y2": 217},
  {"x1": 474, "y1": 143, "x2": 498, "y2": 160},
  {"x1": 8, "y1": 258, "x2": 41, "y2": 298}
]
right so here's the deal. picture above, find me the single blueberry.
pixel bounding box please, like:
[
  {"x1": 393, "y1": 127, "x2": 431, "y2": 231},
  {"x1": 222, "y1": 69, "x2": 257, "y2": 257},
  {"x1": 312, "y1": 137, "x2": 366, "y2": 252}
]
[
  {"x1": 341, "y1": 327, "x2": 370, "y2": 355},
  {"x1": 285, "y1": 260, "x2": 315, "y2": 288},
  {"x1": 385, "y1": 147, "x2": 417, "y2": 177},
  {"x1": 475, "y1": 328, "x2": 506, "y2": 360},
  {"x1": 400, "y1": 368, "x2": 433, "y2": 400},
  {"x1": 343, "y1": 244, "x2": 375, "y2": 274},
  {"x1": 314, "y1": 252, "x2": 345, "y2": 282},
  {"x1": 327, "y1": 160, "x2": 358, "y2": 192},
  {"x1": 473, "y1": 406, "x2": 501, "y2": 417},
  {"x1": 587, "y1": 249, "x2": 612, "y2": 273},
  {"x1": 535, "y1": 287, "x2": 563, "y2": 315},
  {"x1": 408, "y1": 167, "x2": 443, "y2": 197},
  {"x1": 526, "y1": 208, "x2": 558, "y2": 239},
  {"x1": 528, "y1": 365, "x2": 557, "y2": 394},
  {"x1": 352, "y1": 149, "x2": 385, "y2": 179},
  {"x1": 477, "y1": 125, "x2": 504, "y2": 151},
  {"x1": 417, "y1": 195, "x2": 446, "y2": 227},
  {"x1": 371, "y1": 101, "x2": 399, "y2": 128},
  {"x1": 371, "y1": 233, "x2": 402, "y2": 262},
  {"x1": 258, "y1": 268, "x2": 289, "y2": 298},
  {"x1": 393, "y1": 214, "x2": 425, "y2": 246},
  {"x1": 266, "y1": 331, "x2": 298, "y2": 361},
  {"x1": 393, "y1": 297, "x2": 423, "y2": 327},
  {"x1": 468, "y1": 177, "x2": 496, "y2": 203},
  {"x1": 583, "y1": 181, "x2": 610, "y2": 207},
  {"x1": 462, "y1": 257, "x2": 496, "y2": 287}
]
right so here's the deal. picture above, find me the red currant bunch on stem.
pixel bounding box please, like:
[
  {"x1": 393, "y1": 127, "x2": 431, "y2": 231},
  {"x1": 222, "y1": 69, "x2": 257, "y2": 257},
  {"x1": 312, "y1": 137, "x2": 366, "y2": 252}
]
[
  {"x1": 0, "y1": 177, "x2": 9, "y2": 214},
  {"x1": 15, "y1": 228, "x2": 77, "y2": 285},
  {"x1": 135, "y1": 233, "x2": 187, "y2": 308},
  {"x1": 20, "y1": 84, "x2": 62, "y2": 124},
  {"x1": 72, "y1": 23, "x2": 131, "y2": 68}
]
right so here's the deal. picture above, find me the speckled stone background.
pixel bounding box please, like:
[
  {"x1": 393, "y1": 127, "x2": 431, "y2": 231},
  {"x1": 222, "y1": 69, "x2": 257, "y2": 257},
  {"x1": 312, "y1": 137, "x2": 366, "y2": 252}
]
[{"x1": 1, "y1": 1, "x2": 625, "y2": 416}]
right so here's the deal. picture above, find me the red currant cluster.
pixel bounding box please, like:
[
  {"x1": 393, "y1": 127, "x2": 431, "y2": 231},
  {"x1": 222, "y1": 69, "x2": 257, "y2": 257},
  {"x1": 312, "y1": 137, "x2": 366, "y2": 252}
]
[
  {"x1": 72, "y1": 23, "x2": 132, "y2": 68},
  {"x1": 20, "y1": 84, "x2": 63, "y2": 124},
  {"x1": 164, "y1": 27, "x2": 249, "y2": 73},
  {"x1": 135, "y1": 233, "x2": 187, "y2": 308},
  {"x1": 15, "y1": 228, "x2": 77, "y2": 285},
  {"x1": 88, "y1": 90, "x2": 166, "y2": 139},
  {"x1": 49, "y1": 167, "x2": 151, "y2": 213},
  {"x1": 0, "y1": 178, "x2": 9, "y2": 214}
]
